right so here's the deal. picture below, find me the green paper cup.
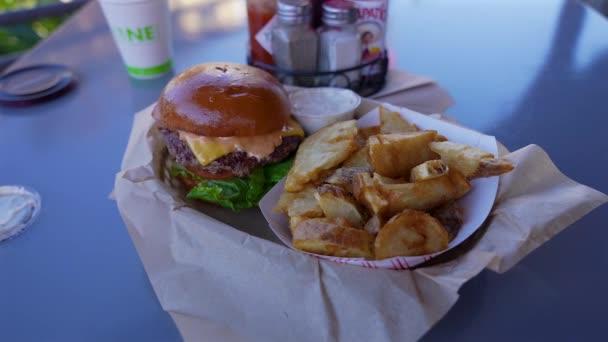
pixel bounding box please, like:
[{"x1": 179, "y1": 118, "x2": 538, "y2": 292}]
[{"x1": 99, "y1": 0, "x2": 173, "y2": 79}]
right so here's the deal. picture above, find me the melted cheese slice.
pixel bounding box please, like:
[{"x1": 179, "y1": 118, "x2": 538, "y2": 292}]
[{"x1": 180, "y1": 119, "x2": 304, "y2": 167}]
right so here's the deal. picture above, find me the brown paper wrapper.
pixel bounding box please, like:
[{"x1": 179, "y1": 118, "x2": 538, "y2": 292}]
[{"x1": 113, "y1": 103, "x2": 607, "y2": 341}]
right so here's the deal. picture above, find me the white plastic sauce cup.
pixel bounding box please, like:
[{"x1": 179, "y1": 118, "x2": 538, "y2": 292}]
[
  {"x1": 98, "y1": 0, "x2": 173, "y2": 79},
  {"x1": 289, "y1": 87, "x2": 362, "y2": 134}
]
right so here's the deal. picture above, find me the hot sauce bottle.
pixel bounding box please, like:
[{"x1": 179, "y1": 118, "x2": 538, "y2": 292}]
[{"x1": 247, "y1": 0, "x2": 277, "y2": 66}]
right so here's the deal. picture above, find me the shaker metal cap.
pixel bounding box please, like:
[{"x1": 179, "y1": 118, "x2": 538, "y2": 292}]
[
  {"x1": 322, "y1": 0, "x2": 357, "y2": 25},
  {"x1": 277, "y1": 0, "x2": 311, "y2": 20}
]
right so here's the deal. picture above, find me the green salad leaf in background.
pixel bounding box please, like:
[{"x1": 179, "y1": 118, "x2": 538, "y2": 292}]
[{"x1": 170, "y1": 157, "x2": 294, "y2": 211}]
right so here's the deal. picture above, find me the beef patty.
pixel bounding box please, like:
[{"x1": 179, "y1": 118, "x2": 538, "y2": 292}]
[{"x1": 159, "y1": 127, "x2": 301, "y2": 178}]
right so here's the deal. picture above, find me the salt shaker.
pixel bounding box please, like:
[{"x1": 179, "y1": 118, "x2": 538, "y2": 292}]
[
  {"x1": 318, "y1": 0, "x2": 361, "y2": 88},
  {"x1": 271, "y1": 0, "x2": 318, "y2": 86}
]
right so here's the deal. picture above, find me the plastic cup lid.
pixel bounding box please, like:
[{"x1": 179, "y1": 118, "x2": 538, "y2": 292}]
[
  {"x1": 0, "y1": 186, "x2": 42, "y2": 242},
  {"x1": 0, "y1": 64, "x2": 75, "y2": 104}
]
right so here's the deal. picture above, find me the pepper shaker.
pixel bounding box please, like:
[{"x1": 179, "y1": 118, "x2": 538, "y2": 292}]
[{"x1": 271, "y1": 0, "x2": 319, "y2": 86}]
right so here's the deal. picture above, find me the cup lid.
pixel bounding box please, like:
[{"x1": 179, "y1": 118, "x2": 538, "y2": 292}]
[
  {"x1": 0, "y1": 185, "x2": 42, "y2": 242},
  {"x1": 0, "y1": 64, "x2": 75, "y2": 104}
]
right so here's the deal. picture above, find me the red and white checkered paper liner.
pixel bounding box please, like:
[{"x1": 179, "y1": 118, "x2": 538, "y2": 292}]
[{"x1": 259, "y1": 104, "x2": 499, "y2": 269}]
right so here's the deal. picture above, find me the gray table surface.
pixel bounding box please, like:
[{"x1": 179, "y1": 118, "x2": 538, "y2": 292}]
[{"x1": 1, "y1": 0, "x2": 607, "y2": 341}]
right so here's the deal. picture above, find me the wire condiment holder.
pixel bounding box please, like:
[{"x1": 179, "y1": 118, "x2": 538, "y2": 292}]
[{"x1": 249, "y1": 55, "x2": 389, "y2": 97}]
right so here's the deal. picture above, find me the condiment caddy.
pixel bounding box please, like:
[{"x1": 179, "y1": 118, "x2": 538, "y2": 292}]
[{"x1": 246, "y1": 0, "x2": 389, "y2": 97}]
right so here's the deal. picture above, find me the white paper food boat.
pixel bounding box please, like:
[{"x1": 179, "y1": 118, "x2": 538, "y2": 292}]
[{"x1": 259, "y1": 103, "x2": 499, "y2": 269}]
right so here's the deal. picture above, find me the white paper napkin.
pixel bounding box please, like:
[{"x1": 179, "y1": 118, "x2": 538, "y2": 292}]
[{"x1": 113, "y1": 101, "x2": 606, "y2": 342}]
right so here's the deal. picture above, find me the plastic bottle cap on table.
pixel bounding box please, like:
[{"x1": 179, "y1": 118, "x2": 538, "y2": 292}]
[{"x1": 0, "y1": 186, "x2": 42, "y2": 242}]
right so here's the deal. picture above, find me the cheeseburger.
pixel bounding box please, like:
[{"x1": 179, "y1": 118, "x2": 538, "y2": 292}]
[{"x1": 153, "y1": 62, "x2": 304, "y2": 209}]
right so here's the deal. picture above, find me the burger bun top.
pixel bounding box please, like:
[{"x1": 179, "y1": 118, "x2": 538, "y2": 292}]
[{"x1": 154, "y1": 62, "x2": 292, "y2": 137}]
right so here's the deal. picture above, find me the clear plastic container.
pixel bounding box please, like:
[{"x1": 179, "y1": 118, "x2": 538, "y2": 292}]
[
  {"x1": 0, "y1": 185, "x2": 41, "y2": 242},
  {"x1": 289, "y1": 87, "x2": 361, "y2": 134}
]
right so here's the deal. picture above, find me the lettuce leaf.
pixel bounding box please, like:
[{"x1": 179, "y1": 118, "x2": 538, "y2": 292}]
[
  {"x1": 264, "y1": 157, "x2": 294, "y2": 184},
  {"x1": 170, "y1": 164, "x2": 202, "y2": 180},
  {"x1": 171, "y1": 157, "x2": 293, "y2": 211}
]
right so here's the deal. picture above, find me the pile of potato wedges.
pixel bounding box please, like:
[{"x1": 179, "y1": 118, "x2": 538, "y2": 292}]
[{"x1": 275, "y1": 107, "x2": 514, "y2": 260}]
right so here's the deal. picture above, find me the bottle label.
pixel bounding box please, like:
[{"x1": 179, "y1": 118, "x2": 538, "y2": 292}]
[
  {"x1": 350, "y1": 0, "x2": 388, "y2": 75},
  {"x1": 255, "y1": 15, "x2": 277, "y2": 56}
]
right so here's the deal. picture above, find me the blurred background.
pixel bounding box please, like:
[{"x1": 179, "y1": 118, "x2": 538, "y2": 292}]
[
  {"x1": 1, "y1": 1, "x2": 67, "y2": 54},
  {"x1": 0, "y1": 0, "x2": 84, "y2": 68},
  {"x1": 0, "y1": 0, "x2": 246, "y2": 70},
  {"x1": 1, "y1": 0, "x2": 606, "y2": 71},
  {"x1": 587, "y1": 0, "x2": 608, "y2": 13}
]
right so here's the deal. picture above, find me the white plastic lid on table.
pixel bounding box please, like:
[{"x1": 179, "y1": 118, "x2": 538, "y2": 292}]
[
  {"x1": 0, "y1": 64, "x2": 75, "y2": 104},
  {"x1": 0, "y1": 186, "x2": 41, "y2": 242}
]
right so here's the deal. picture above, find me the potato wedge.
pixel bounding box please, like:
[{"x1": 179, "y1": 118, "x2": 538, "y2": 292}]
[
  {"x1": 315, "y1": 184, "x2": 366, "y2": 228},
  {"x1": 342, "y1": 147, "x2": 371, "y2": 168},
  {"x1": 379, "y1": 106, "x2": 418, "y2": 133},
  {"x1": 368, "y1": 131, "x2": 439, "y2": 178},
  {"x1": 285, "y1": 120, "x2": 358, "y2": 192},
  {"x1": 293, "y1": 218, "x2": 373, "y2": 258},
  {"x1": 373, "y1": 173, "x2": 407, "y2": 184},
  {"x1": 352, "y1": 173, "x2": 389, "y2": 216},
  {"x1": 378, "y1": 171, "x2": 471, "y2": 217},
  {"x1": 363, "y1": 215, "x2": 384, "y2": 235},
  {"x1": 435, "y1": 134, "x2": 448, "y2": 142},
  {"x1": 275, "y1": 186, "x2": 323, "y2": 219},
  {"x1": 374, "y1": 209, "x2": 449, "y2": 259},
  {"x1": 429, "y1": 141, "x2": 514, "y2": 179},
  {"x1": 289, "y1": 216, "x2": 308, "y2": 234},
  {"x1": 359, "y1": 125, "x2": 381, "y2": 138},
  {"x1": 355, "y1": 125, "x2": 381, "y2": 147},
  {"x1": 410, "y1": 160, "x2": 449, "y2": 182},
  {"x1": 475, "y1": 158, "x2": 515, "y2": 178},
  {"x1": 430, "y1": 201, "x2": 463, "y2": 242},
  {"x1": 324, "y1": 166, "x2": 372, "y2": 193}
]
